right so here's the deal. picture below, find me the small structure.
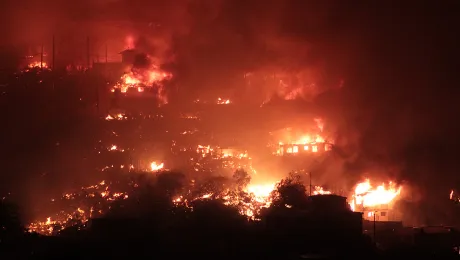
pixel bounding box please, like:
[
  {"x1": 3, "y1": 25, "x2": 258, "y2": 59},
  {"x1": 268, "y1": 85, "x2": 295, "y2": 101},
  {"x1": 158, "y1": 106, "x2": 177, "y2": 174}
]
[{"x1": 119, "y1": 49, "x2": 138, "y2": 65}]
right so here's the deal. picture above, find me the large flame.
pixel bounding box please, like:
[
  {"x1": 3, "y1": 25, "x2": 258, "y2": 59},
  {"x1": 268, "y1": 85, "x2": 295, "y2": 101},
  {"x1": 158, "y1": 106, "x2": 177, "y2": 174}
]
[
  {"x1": 275, "y1": 117, "x2": 332, "y2": 155},
  {"x1": 350, "y1": 179, "x2": 402, "y2": 211},
  {"x1": 27, "y1": 61, "x2": 48, "y2": 69},
  {"x1": 112, "y1": 63, "x2": 172, "y2": 105},
  {"x1": 246, "y1": 183, "x2": 276, "y2": 199},
  {"x1": 150, "y1": 162, "x2": 165, "y2": 171}
]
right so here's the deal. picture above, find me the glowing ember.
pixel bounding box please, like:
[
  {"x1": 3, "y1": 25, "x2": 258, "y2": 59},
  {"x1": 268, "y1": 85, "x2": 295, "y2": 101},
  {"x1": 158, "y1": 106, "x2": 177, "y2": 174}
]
[
  {"x1": 150, "y1": 162, "x2": 164, "y2": 171},
  {"x1": 450, "y1": 190, "x2": 460, "y2": 202},
  {"x1": 27, "y1": 180, "x2": 129, "y2": 235},
  {"x1": 217, "y1": 98, "x2": 231, "y2": 105},
  {"x1": 108, "y1": 145, "x2": 124, "y2": 152},
  {"x1": 28, "y1": 61, "x2": 48, "y2": 69},
  {"x1": 105, "y1": 113, "x2": 127, "y2": 121},
  {"x1": 350, "y1": 179, "x2": 402, "y2": 211}
]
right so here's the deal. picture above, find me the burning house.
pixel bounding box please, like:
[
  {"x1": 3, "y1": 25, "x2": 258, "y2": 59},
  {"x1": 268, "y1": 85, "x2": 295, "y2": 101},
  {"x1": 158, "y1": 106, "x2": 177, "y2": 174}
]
[
  {"x1": 271, "y1": 119, "x2": 333, "y2": 156},
  {"x1": 106, "y1": 47, "x2": 172, "y2": 112},
  {"x1": 277, "y1": 142, "x2": 333, "y2": 155},
  {"x1": 350, "y1": 179, "x2": 403, "y2": 222}
]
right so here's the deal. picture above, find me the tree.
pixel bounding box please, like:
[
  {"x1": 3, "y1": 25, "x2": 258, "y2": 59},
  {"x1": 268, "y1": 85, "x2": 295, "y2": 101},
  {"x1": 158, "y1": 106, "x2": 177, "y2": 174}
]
[
  {"x1": 196, "y1": 176, "x2": 229, "y2": 197},
  {"x1": 156, "y1": 171, "x2": 185, "y2": 198},
  {"x1": 0, "y1": 201, "x2": 24, "y2": 239},
  {"x1": 270, "y1": 174, "x2": 308, "y2": 209},
  {"x1": 233, "y1": 169, "x2": 251, "y2": 190}
]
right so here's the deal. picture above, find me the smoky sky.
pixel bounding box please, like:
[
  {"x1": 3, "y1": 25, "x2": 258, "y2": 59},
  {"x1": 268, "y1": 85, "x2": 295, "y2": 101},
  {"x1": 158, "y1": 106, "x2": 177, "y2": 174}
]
[{"x1": 1, "y1": 0, "x2": 460, "y2": 187}]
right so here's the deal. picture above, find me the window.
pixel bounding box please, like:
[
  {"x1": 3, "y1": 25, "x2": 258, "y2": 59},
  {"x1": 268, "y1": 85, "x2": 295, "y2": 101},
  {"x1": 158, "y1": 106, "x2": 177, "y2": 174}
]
[
  {"x1": 380, "y1": 211, "x2": 387, "y2": 217},
  {"x1": 293, "y1": 146, "x2": 299, "y2": 153}
]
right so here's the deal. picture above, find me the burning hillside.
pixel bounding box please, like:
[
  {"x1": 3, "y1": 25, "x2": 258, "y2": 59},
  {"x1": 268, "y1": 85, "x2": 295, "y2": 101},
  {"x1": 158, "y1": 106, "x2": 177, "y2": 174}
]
[{"x1": 28, "y1": 161, "x2": 404, "y2": 236}]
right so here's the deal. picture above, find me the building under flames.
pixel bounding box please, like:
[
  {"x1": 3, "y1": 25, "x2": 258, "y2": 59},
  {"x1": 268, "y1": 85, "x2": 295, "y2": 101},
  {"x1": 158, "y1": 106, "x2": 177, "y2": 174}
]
[
  {"x1": 276, "y1": 142, "x2": 333, "y2": 155},
  {"x1": 350, "y1": 179, "x2": 403, "y2": 222}
]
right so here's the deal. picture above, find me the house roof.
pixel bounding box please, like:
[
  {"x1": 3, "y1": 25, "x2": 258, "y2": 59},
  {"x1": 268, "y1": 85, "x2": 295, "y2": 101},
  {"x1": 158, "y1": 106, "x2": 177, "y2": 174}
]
[{"x1": 118, "y1": 49, "x2": 137, "y2": 55}]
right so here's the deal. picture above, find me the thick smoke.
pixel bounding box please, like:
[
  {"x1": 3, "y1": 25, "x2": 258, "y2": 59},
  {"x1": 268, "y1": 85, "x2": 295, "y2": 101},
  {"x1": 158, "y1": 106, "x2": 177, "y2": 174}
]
[{"x1": 2, "y1": 0, "x2": 460, "y2": 223}]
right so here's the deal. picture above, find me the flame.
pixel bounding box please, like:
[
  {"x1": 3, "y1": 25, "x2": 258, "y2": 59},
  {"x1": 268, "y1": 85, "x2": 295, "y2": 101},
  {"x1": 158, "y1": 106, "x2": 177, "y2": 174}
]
[
  {"x1": 105, "y1": 113, "x2": 127, "y2": 121},
  {"x1": 450, "y1": 190, "x2": 460, "y2": 202},
  {"x1": 313, "y1": 186, "x2": 332, "y2": 195},
  {"x1": 150, "y1": 162, "x2": 164, "y2": 171},
  {"x1": 350, "y1": 179, "x2": 402, "y2": 211},
  {"x1": 112, "y1": 64, "x2": 172, "y2": 105},
  {"x1": 246, "y1": 183, "x2": 276, "y2": 199},
  {"x1": 217, "y1": 98, "x2": 231, "y2": 105},
  {"x1": 108, "y1": 145, "x2": 124, "y2": 152},
  {"x1": 28, "y1": 61, "x2": 48, "y2": 68},
  {"x1": 27, "y1": 180, "x2": 129, "y2": 235},
  {"x1": 275, "y1": 118, "x2": 332, "y2": 155},
  {"x1": 125, "y1": 36, "x2": 135, "y2": 50}
]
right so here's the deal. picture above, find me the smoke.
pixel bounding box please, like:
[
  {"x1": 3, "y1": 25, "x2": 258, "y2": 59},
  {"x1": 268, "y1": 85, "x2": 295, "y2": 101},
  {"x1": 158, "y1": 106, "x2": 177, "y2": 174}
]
[{"x1": 2, "y1": 0, "x2": 460, "y2": 223}]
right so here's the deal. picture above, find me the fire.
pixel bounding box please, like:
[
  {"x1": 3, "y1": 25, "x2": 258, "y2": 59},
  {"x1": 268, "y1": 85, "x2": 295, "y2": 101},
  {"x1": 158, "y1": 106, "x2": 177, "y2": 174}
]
[
  {"x1": 150, "y1": 162, "x2": 164, "y2": 171},
  {"x1": 350, "y1": 179, "x2": 402, "y2": 211},
  {"x1": 246, "y1": 183, "x2": 276, "y2": 199},
  {"x1": 275, "y1": 118, "x2": 332, "y2": 155},
  {"x1": 108, "y1": 145, "x2": 124, "y2": 152},
  {"x1": 217, "y1": 98, "x2": 231, "y2": 105},
  {"x1": 112, "y1": 63, "x2": 172, "y2": 105},
  {"x1": 28, "y1": 61, "x2": 48, "y2": 68},
  {"x1": 450, "y1": 190, "x2": 460, "y2": 202},
  {"x1": 313, "y1": 186, "x2": 332, "y2": 195},
  {"x1": 105, "y1": 113, "x2": 127, "y2": 121},
  {"x1": 27, "y1": 180, "x2": 129, "y2": 235}
]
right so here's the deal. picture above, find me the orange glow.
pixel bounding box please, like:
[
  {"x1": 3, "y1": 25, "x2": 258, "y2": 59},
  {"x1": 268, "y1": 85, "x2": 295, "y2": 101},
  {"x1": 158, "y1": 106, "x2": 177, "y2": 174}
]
[
  {"x1": 150, "y1": 162, "x2": 164, "y2": 171},
  {"x1": 350, "y1": 179, "x2": 402, "y2": 211},
  {"x1": 275, "y1": 118, "x2": 332, "y2": 155},
  {"x1": 112, "y1": 63, "x2": 172, "y2": 105},
  {"x1": 313, "y1": 186, "x2": 332, "y2": 195},
  {"x1": 246, "y1": 183, "x2": 276, "y2": 199},
  {"x1": 105, "y1": 113, "x2": 127, "y2": 121},
  {"x1": 125, "y1": 36, "x2": 134, "y2": 49},
  {"x1": 28, "y1": 61, "x2": 48, "y2": 68},
  {"x1": 217, "y1": 98, "x2": 231, "y2": 105}
]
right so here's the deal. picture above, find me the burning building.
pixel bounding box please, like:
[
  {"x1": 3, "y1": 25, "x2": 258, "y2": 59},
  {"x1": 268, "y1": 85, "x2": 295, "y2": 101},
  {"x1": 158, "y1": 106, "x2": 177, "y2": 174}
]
[
  {"x1": 271, "y1": 118, "x2": 333, "y2": 156},
  {"x1": 277, "y1": 142, "x2": 333, "y2": 155},
  {"x1": 350, "y1": 179, "x2": 403, "y2": 222},
  {"x1": 107, "y1": 47, "x2": 172, "y2": 110}
]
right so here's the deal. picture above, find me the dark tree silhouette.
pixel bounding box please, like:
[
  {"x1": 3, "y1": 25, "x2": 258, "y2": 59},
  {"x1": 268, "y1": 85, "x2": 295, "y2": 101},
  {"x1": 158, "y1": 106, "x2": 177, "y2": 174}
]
[
  {"x1": 270, "y1": 174, "x2": 309, "y2": 209},
  {"x1": 155, "y1": 171, "x2": 185, "y2": 198},
  {"x1": 196, "y1": 176, "x2": 229, "y2": 197},
  {"x1": 0, "y1": 201, "x2": 24, "y2": 239},
  {"x1": 233, "y1": 169, "x2": 251, "y2": 190}
]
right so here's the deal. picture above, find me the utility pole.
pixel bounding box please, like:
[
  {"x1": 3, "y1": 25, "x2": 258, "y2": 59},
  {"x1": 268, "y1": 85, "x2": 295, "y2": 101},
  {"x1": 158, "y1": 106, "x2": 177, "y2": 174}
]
[
  {"x1": 86, "y1": 36, "x2": 90, "y2": 68},
  {"x1": 373, "y1": 211, "x2": 377, "y2": 245},
  {"x1": 52, "y1": 35, "x2": 55, "y2": 70},
  {"x1": 40, "y1": 45, "x2": 44, "y2": 69},
  {"x1": 105, "y1": 44, "x2": 108, "y2": 63}
]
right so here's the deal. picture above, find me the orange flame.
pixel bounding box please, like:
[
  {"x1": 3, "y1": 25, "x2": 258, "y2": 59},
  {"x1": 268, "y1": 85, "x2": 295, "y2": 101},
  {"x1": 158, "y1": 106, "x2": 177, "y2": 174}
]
[
  {"x1": 150, "y1": 162, "x2": 164, "y2": 171},
  {"x1": 350, "y1": 179, "x2": 402, "y2": 211}
]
